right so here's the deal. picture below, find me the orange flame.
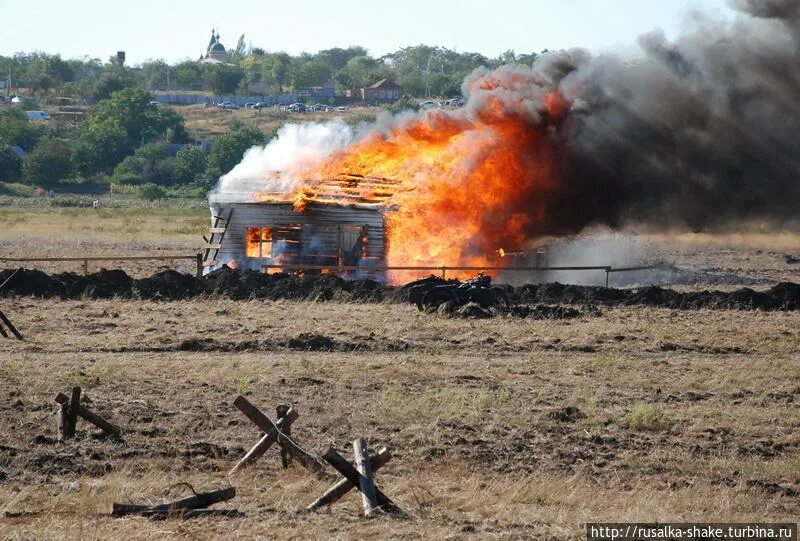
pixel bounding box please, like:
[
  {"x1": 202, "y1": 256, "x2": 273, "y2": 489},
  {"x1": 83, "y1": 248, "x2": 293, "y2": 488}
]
[{"x1": 253, "y1": 67, "x2": 571, "y2": 281}]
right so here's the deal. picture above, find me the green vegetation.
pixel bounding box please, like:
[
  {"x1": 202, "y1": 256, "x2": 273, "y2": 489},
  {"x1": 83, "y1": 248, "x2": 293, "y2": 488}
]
[
  {"x1": 1, "y1": 45, "x2": 541, "y2": 103},
  {"x1": 622, "y1": 403, "x2": 670, "y2": 431},
  {"x1": 137, "y1": 183, "x2": 168, "y2": 201},
  {"x1": 207, "y1": 124, "x2": 265, "y2": 177},
  {"x1": 0, "y1": 108, "x2": 46, "y2": 150},
  {"x1": 21, "y1": 139, "x2": 72, "y2": 186}
]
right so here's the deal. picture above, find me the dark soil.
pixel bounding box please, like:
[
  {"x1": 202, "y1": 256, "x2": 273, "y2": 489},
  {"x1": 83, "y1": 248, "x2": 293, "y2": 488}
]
[{"x1": 2, "y1": 266, "x2": 799, "y2": 311}]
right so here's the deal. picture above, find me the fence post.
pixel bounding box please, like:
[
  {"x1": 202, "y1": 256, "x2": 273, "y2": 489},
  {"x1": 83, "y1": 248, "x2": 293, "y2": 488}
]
[
  {"x1": 605, "y1": 267, "x2": 610, "y2": 287},
  {"x1": 83, "y1": 259, "x2": 89, "y2": 275},
  {"x1": 441, "y1": 266, "x2": 446, "y2": 280},
  {"x1": 196, "y1": 253, "x2": 203, "y2": 277}
]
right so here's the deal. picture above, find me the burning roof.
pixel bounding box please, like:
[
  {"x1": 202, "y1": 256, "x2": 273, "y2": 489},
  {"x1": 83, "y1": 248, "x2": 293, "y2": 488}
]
[{"x1": 254, "y1": 173, "x2": 407, "y2": 211}]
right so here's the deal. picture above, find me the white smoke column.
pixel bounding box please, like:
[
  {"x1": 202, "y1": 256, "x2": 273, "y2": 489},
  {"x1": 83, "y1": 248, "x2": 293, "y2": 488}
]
[{"x1": 213, "y1": 120, "x2": 357, "y2": 198}]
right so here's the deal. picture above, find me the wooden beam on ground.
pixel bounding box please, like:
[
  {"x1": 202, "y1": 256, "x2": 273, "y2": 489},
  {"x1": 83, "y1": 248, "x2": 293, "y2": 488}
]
[
  {"x1": 112, "y1": 486, "x2": 236, "y2": 517},
  {"x1": 307, "y1": 448, "x2": 391, "y2": 511},
  {"x1": 145, "y1": 508, "x2": 242, "y2": 520},
  {"x1": 0, "y1": 310, "x2": 23, "y2": 340},
  {"x1": 352, "y1": 438, "x2": 378, "y2": 517},
  {"x1": 321, "y1": 447, "x2": 401, "y2": 515},
  {"x1": 77, "y1": 404, "x2": 122, "y2": 437}
]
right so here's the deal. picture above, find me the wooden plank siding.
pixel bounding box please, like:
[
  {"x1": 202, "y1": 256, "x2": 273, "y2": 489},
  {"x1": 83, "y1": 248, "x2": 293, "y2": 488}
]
[{"x1": 206, "y1": 202, "x2": 387, "y2": 279}]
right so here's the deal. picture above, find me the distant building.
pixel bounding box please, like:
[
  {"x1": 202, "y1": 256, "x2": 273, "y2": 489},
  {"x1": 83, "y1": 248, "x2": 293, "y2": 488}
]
[
  {"x1": 200, "y1": 28, "x2": 228, "y2": 64},
  {"x1": 295, "y1": 87, "x2": 336, "y2": 99},
  {"x1": 360, "y1": 79, "x2": 402, "y2": 102}
]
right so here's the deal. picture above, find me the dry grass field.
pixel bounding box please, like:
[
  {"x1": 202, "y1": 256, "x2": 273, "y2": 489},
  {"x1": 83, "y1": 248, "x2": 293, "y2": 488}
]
[{"x1": 1, "y1": 207, "x2": 800, "y2": 539}]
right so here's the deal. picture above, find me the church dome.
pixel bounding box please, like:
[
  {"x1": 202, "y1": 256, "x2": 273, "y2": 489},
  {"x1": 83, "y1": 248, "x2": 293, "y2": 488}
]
[{"x1": 209, "y1": 42, "x2": 226, "y2": 53}]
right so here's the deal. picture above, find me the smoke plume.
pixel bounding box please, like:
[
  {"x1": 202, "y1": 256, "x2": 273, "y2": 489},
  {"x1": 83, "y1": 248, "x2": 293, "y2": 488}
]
[
  {"x1": 548, "y1": 0, "x2": 800, "y2": 231},
  {"x1": 215, "y1": 0, "x2": 800, "y2": 269},
  {"x1": 214, "y1": 120, "x2": 357, "y2": 197}
]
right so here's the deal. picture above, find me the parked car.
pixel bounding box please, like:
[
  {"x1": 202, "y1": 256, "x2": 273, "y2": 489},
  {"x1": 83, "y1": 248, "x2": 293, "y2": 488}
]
[
  {"x1": 335, "y1": 106, "x2": 348, "y2": 112},
  {"x1": 287, "y1": 102, "x2": 306, "y2": 113},
  {"x1": 148, "y1": 100, "x2": 162, "y2": 106},
  {"x1": 244, "y1": 102, "x2": 256, "y2": 109},
  {"x1": 10, "y1": 96, "x2": 22, "y2": 104},
  {"x1": 419, "y1": 100, "x2": 441, "y2": 109},
  {"x1": 25, "y1": 110, "x2": 51, "y2": 121},
  {"x1": 217, "y1": 101, "x2": 238, "y2": 110}
]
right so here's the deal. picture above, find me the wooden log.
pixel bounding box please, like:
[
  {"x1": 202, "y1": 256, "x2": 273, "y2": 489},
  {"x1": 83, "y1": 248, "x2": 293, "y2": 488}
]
[
  {"x1": 77, "y1": 405, "x2": 121, "y2": 437},
  {"x1": 57, "y1": 403, "x2": 69, "y2": 441},
  {"x1": 55, "y1": 392, "x2": 71, "y2": 440},
  {"x1": 111, "y1": 486, "x2": 236, "y2": 517},
  {"x1": 67, "y1": 387, "x2": 81, "y2": 437},
  {"x1": 233, "y1": 396, "x2": 297, "y2": 434},
  {"x1": 353, "y1": 438, "x2": 378, "y2": 517},
  {"x1": 321, "y1": 447, "x2": 401, "y2": 515},
  {"x1": 145, "y1": 508, "x2": 242, "y2": 520},
  {"x1": 0, "y1": 310, "x2": 23, "y2": 340},
  {"x1": 228, "y1": 404, "x2": 298, "y2": 475},
  {"x1": 0, "y1": 323, "x2": 8, "y2": 338},
  {"x1": 307, "y1": 448, "x2": 391, "y2": 511}
]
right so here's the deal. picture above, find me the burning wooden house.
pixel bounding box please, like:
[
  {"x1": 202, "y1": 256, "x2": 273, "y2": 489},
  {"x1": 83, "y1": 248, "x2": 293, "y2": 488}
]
[{"x1": 202, "y1": 174, "x2": 401, "y2": 280}]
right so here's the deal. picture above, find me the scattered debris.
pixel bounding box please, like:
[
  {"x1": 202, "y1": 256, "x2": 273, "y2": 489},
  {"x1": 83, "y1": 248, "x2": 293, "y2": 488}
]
[
  {"x1": 112, "y1": 485, "x2": 237, "y2": 518},
  {"x1": 549, "y1": 407, "x2": 585, "y2": 423}
]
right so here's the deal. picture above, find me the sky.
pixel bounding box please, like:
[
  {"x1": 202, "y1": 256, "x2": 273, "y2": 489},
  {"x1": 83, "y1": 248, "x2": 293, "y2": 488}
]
[{"x1": 1, "y1": 0, "x2": 735, "y2": 65}]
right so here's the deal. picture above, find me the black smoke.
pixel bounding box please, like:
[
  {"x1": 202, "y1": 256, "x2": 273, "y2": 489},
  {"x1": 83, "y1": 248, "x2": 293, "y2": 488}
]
[{"x1": 527, "y1": 0, "x2": 800, "y2": 232}]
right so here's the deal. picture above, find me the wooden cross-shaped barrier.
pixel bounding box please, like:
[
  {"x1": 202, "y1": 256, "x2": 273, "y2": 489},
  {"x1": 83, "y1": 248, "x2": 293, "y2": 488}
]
[
  {"x1": 54, "y1": 387, "x2": 121, "y2": 440},
  {"x1": 310, "y1": 439, "x2": 403, "y2": 517},
  {"x1": 229, "y1": 396, "x2": 325, "y2": 476}
]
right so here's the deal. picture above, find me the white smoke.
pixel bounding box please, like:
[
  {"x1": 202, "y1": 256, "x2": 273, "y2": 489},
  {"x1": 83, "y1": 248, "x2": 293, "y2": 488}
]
[{"x1": 213, "y1": 120, "x2": 357, "y2": 198}]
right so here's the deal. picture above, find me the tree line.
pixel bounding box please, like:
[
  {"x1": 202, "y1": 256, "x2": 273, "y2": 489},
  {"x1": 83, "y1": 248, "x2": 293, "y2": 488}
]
[
  {"x1": 0, "y1": 88, "x2": 264, "y2": 196},
  {"x1": 1, "y1": 45, "x2": 541, "y2": 98}
]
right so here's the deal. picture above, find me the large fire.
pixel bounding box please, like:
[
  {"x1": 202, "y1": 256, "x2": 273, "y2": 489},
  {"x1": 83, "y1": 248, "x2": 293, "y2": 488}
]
[{"x1": 254, "y1": 67, "x2": 571, "y2": 278}]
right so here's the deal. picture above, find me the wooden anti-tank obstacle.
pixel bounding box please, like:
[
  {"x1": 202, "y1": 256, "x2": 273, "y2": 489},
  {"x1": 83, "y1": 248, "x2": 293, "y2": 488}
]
[
  {"x1": 310, "y1": 439, "x2": 403, "y2": 517},
  {"x1": 54, "y1": 387, "x2": 121, "y2": 440},
  {"x1": 229, "y1": 395, "x2": 325, "y2": 476}
]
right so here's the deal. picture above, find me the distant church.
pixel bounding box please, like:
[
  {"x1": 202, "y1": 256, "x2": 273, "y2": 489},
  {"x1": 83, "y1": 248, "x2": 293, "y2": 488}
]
[{"x1": 200, "y1": 28, "x2": 227, "y2": 64}]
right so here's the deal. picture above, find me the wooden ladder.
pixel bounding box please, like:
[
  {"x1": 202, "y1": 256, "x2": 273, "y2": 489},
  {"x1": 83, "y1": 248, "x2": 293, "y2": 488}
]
[{"x1": 202, "y1": 208, "x2": 234, "y2": 269}]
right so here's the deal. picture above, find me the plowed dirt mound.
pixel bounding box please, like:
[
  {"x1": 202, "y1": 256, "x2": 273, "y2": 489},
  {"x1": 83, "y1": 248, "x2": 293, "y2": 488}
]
[{"x1": 1, "y1": 267, "x2": 799, "y2": 311}]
